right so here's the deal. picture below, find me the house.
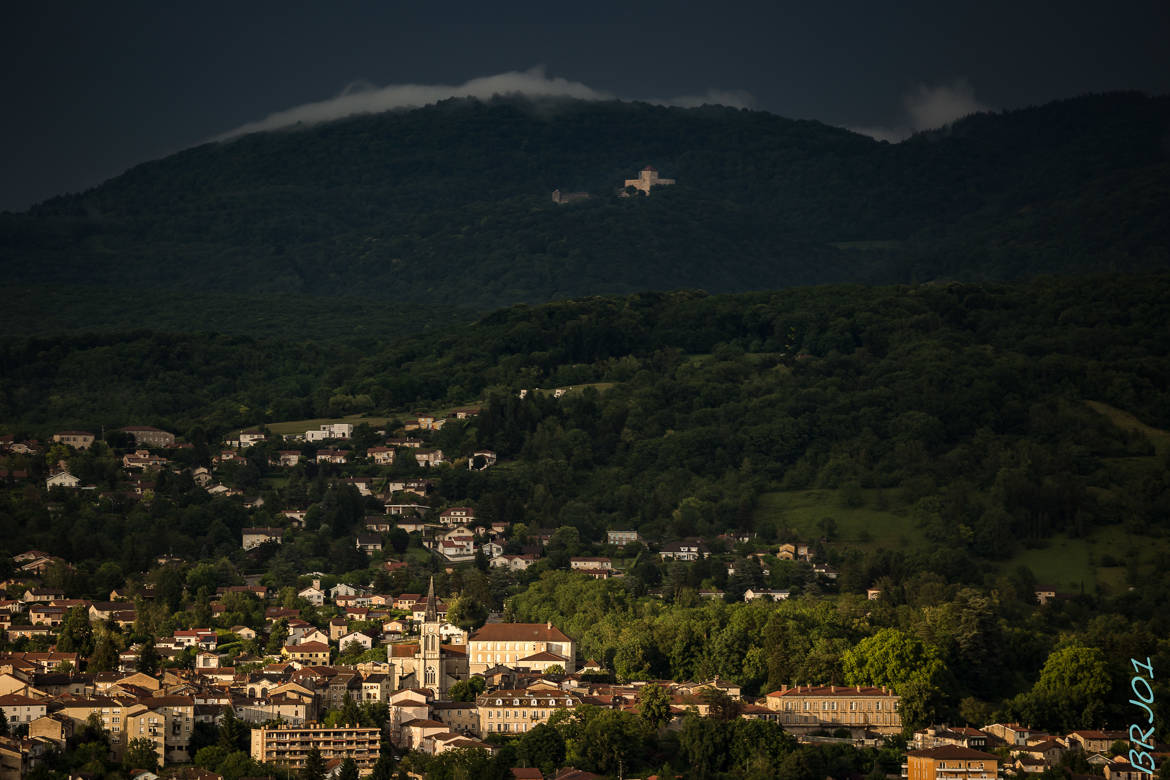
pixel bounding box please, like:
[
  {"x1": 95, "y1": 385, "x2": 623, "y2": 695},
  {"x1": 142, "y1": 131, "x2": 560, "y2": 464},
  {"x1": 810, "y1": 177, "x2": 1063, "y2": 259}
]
[
  {"x1": 367, "y1": 446, "x2": 396, "y2": 465},
  {"x1": 744, "y1": 588, "x2": 790, "y2": 602},
  {"x1": 1034, "y1": 587, "x2": 1059, "y2": 605},
  {"x1": 386, "y1": 438, "x2": 423, "y2": 449},
  {"x1": 338, "y1": 632, "x2": 374, "y2": 653},
  {"x1": 385, "y1": 502, "x2": 428, "y2": 517},
  {"x1": 276, "y1": 450, "x2": 302, "y2": 466},
  {"x1": 454, "y1": 407, "x2": 481, "y2": 419},
  {"x1": 913, "y1": 726, "x2": 991, "y2": 751},
  {"x1": 622, "y1": 165, "x2": 675, "y2": 195},
  {"x1": 659, "y1": 540, "x2": 707, "y2": 561},
  {"x1": 1067, "y1": 730, "x2": 1127, "y2": 754},
  {"x1": 607, "y1": 530, "x2": 642, "y2": 546},
  {"x1": 416, "y1": 414, "x2": 447, "y2": 431},
  {"x1": 242, "y1": 527, "x2": 284, "y2": 550},
  {"x1": 336, "y1": 477, "x2": 372, "y2": 497},
  {"x1": 764, "y1": 684, "x2": 902, "y2": 735},
  {"x1": 439, "y1": 507, "x2": 476, "y2": 526},
  {"x1": 415, "y1": 448, "x2": 446, "y2": 467},
  {"x1": 438, "y1": 537, "x2": 476, "y2": 561},
  {"x1": 298, "y1": 580, "x2": 327, "y2": 606},
  {"x1": 52, "y1": 431, "x2": 95, "y2": 450},
  {"x1": 490, "y1": 554, "x2": 537, "y2": 571},
  {"x1": 866, "y1": 588, "x2": 883, "y2": 600},
  {"x1": 283, "y1": 641, "x2": 331, "y2": 667},
  {"x1": 813, "y1": 564, "x2": 838, "y2": 580},
  {"x1": 356, "y1": 534, "x2": 384, "y2": 553},
  {"x1": 316, "y1": 448, "x2": 349, "y2": 464},
  {"x1": 121, "y1": 426, "x2": 176, "y2": 447},
  {"x1": 777, "y1": 542, "x2": 813, "y2": 561},
  {"x1": 386, "y1": 478, "x2": 434, "y2": 496},
  {"x1": 904, "y1": 745, "x2": 999, "y2": 780},
  {"x1": 123, "y1": 450, "x2": 168, "y2": 469},
  {"x1": 238, "y1": 429, "x2": 266, "y2": 447},
  {"x1": 45, "y1": 471, "x2": 80, "y2": 489},
  {"x1": 570, "y1": 557, "x2": 614, "y2": 578},
  {"x1": 304, "y1": 423, "x2": 354, "y2": 442}
]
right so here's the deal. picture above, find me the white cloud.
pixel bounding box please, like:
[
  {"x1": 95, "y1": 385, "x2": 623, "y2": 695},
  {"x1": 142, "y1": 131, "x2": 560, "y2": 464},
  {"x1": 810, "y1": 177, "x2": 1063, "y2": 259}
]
[
  {"x1": 216, "y1": 67, "x2": 757, "y2": 139},
  {"x1": 849, "y1": 80, "x2": 988, "y2": 143},
  {"x1": 216, "y1": 67, "x2": 612, "y2": 139},
  {"x1": 904, "y1": 81, "x2": 986, "y2": 132}
]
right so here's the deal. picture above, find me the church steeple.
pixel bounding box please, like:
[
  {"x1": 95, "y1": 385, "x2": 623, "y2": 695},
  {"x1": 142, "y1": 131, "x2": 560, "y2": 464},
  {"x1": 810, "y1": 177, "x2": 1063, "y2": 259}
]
[{"x1": 424, "y1": 575, "x2": 438, "y2": 624}]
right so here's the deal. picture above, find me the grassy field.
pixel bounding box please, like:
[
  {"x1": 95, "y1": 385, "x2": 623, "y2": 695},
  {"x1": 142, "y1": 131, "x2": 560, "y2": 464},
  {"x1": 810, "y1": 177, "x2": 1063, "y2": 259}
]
[
  {"x1": 753, "y1": 487, "x2": 1165, "y2": 596},
  {"x1": 753, "y1": 489, "x2": 917, "y2": 553},
  {"x1": 263, "y1": 415, "x2": 395, "y2": 436}
]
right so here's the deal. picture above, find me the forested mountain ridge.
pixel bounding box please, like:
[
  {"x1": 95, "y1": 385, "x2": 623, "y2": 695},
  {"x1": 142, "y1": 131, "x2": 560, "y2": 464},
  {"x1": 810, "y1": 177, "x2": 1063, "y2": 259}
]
[{"x1": 2, "y1": 92, "x2": 1168, "y2": 336}]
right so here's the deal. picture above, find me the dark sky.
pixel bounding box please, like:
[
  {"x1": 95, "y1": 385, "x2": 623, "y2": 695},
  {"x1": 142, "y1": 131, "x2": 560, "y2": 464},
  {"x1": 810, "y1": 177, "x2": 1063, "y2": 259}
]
[{"x1": 3, "y1": 0, "x2": 1168, "y2": 212}]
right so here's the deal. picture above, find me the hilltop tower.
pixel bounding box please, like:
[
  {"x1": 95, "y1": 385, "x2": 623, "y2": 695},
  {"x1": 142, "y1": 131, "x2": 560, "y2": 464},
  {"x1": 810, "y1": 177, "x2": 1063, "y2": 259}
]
[{"x1": 623, "y1": 165, "x2": 676, "y2": 195}]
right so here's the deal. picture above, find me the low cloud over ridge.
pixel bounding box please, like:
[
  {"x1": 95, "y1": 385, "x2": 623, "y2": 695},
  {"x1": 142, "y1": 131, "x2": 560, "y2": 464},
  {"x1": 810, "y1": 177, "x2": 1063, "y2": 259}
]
[
  {"x1": 217, "y1": 67, "x2": 755, "y2": 139},
  {"x1": 850, "y1": 80, "x2": 988, "y2": 143}
]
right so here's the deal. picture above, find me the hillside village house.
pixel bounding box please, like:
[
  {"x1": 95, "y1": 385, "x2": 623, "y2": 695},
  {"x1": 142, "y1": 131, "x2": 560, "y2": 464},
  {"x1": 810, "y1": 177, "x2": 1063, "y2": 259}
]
[
  {"x1": 608, "y1": 529, "x2": 642, "y2": 546},
  {"x1": 414, "y1": 448, "x2": 445, "y2": 467},
  {"x1": 237, "y1": 429, "x2": 266, "y2": 447},
  {"x1": 570, "y1": 557, "x2": 614, "y2": 578},
  {"x1": 367, "y1": 446, "x2": 396, "y2": 464},
  {"x1": 51, "y1": 431, "x2": 95, "y2": 449},
  {"x1": 276, "y1": 450, "x2": 302, "y2": 466},
  {"x1": 316, "y1": 448, "x2": 349, "y2": 464},
  {"x1": 242, "y1": 527, "x2": 284, "y2": 550},
  {"x1": 765, "y1": 684, "x2": 902, "y2": 735},
  {"x1": 304, "y1": 422, "x2": 353, "y2": 442},
  {"x1": 659, "y1": 540, "x2": 708, "y2": 561},
  {"x1": 439, "y1": 507, "x2": 475, "y2": 526},
  {"x1": 45, "y1": 471, "x2": 80, "y2": 489},
  {"x1": 120, "y1": 426, "x2": 175, "y2": 447}
]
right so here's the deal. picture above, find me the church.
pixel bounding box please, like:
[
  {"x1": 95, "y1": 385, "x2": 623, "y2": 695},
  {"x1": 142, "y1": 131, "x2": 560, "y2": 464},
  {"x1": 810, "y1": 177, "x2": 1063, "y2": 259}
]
[{"x1": 386, "y1": 577, "x2": 468, "y2": 696}]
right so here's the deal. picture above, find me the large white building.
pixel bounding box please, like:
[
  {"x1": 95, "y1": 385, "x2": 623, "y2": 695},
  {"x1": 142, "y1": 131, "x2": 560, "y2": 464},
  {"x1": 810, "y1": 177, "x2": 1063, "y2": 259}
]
[
  {"x1": 468, "y1": 622, "x2": 576, "y2": 675},
  {"x1": 305, "y1": 423, "x2": 354, "y2": 442}
]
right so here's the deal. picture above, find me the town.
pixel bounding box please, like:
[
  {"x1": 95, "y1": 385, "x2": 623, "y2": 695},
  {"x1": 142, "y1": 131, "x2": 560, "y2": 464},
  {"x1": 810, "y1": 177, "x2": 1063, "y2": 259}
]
[{"x1": 0, "y1": 411, "x2": 1161, "y2": 779}]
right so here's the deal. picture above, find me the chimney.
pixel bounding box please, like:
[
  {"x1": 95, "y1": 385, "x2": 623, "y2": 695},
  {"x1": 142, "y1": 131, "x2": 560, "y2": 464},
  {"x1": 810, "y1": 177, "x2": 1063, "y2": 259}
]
[
  {"x1": 546, "y1": 621, "x2": 552, "y2": 629},
  {"x1": 312, "y1": 579, "x2": 320, "y2": 590}
]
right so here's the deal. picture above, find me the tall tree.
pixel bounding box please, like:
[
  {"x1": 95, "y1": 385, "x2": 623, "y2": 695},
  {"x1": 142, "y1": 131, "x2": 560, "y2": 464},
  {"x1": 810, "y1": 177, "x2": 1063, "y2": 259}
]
[{"x1": 301, "y1": 746, "x2": 327, "y2": 780}]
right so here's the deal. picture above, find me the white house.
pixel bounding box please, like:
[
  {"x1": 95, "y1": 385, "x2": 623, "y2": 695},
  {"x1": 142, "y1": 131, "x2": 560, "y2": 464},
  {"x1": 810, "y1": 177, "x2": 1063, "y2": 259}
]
[
  {"x1": 305, "y1": 423, "x2": 354, "y2": 442},
  {"x1": 45, "y1": 471, "x2": 80, "y2": 489}
]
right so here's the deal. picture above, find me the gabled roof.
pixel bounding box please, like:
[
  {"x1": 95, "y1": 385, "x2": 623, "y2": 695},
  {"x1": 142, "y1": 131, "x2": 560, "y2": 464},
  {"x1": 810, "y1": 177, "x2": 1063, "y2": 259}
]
[{"x1": 471, "y1": 623, "x2": 570, "y2": 643}]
